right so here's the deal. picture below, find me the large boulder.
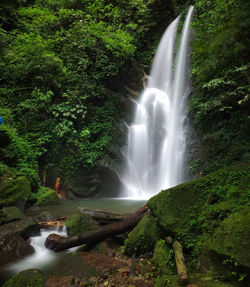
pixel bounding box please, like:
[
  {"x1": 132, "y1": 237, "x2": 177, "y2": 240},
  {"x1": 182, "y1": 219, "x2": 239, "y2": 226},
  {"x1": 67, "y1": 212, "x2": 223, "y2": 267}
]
[
  {"x1": 66, "y1": 166, "x2": 120, "y2": 198},
  {"x1": 147, "y1": 163, "x2": 250, "y2": 284},
  {"x1": 0, "y1": 233, "x2": 34, "y2": 267},
  {"x1": 2, "y1": 269, "x2": 45, "y2": 287}
]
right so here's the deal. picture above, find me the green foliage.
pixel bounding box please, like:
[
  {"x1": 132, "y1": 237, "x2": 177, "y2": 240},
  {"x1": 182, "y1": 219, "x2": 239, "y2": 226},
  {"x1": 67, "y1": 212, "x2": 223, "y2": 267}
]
[{"x1": 191, "y1": 0, "x2": 250, "y2": 173}]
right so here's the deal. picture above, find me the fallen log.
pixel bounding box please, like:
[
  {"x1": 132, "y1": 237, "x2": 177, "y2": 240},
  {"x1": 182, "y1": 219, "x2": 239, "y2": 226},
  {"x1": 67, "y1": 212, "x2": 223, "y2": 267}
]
[
  {"x1": 78, "y1": 207, "x2": 131, "y2": 225},
  {"x1": 173, "y1": 241, "x2": 189, "y2": 286},
  {"x1": 45, "y1": 204, "x2": 148, "y2": 252}
]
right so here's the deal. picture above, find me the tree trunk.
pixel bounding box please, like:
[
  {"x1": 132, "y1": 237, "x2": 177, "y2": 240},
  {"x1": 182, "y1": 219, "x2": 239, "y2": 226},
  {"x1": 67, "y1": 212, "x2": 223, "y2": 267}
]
[
  {"x1": 78, "y1": 207, "x2": 133, "y2": 225},
  {"x1": 173, "y1": 241, "x2": 189, "y2": 285},
  {"x1": 45, "y1": 204, "x2": 148, "y2": 252}
]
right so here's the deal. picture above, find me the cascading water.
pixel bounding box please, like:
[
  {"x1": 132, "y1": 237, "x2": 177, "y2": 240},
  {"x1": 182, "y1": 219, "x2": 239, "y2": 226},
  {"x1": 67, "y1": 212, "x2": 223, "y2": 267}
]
[{"x1": 121, "y1": 6, "x2": 194, "y2": 199}]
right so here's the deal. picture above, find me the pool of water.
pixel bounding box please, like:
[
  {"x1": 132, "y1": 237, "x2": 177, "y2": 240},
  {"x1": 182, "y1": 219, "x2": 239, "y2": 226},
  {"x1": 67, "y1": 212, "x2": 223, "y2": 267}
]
[
  {"x1": 0, "y1": 198, "x2": 146, "y2": 285},
  {"x1": 26, "y1": 198, "x2": 146, "y2": 218}
]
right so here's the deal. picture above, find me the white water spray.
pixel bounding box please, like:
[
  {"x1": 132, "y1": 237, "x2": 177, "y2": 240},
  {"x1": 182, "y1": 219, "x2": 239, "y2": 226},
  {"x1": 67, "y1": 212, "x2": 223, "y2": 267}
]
[{"x1": 121, "y1": 6, "x2": 194, "y2": 199}]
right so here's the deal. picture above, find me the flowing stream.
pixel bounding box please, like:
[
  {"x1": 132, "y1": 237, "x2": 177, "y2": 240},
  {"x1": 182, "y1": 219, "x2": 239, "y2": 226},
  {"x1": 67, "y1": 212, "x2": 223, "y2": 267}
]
[
  {"x1": 0, "y1": 199, "x2": 145, "y2": 285},
  {"x1": 122, "y1": 6, "x2": 194, "y2": 199}
]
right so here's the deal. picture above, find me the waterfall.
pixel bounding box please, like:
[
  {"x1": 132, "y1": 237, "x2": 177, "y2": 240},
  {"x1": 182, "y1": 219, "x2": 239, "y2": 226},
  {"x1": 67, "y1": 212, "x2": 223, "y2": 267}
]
[{"x1": 121, "y1": 6, "x2": 194, "y2": 199}]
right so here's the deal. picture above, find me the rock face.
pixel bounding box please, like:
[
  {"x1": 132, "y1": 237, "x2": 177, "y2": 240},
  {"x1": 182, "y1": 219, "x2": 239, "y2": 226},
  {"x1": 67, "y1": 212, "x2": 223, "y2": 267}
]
[
  {"x1": 65, "y1": 213, "x2": 98, "y2": 236},
  {"x1": 65, "y1": 166, "x2": 121, "y2": 198},
  {"x1": 0, "y1": 233, "x2": 34, "y2": 267}
]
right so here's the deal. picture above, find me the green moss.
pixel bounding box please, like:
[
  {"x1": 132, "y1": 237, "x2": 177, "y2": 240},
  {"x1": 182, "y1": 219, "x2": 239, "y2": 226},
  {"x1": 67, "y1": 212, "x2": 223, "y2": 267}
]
[
  {"x1": 124, "y1": 214, "x2": 162, "y2": 256},
  {"x1": 153, "y1": 240, "x2": 175, "y2": 276},
  {"x1": 3, "y1": 269, "x2": 45, "y2": 287},
  {"x1": 0, "y1": 176, "x2": 31, "y2": 206},
  {"x1": 0, "y1": 206, "x2": 24, "y2": 225},
  {"x1": 36, "y1": 187, "x2": 60, "y2": 206},
  {"x1": 148, "y1": 164, "x2": 250, "y2": 251},
  {"x1": 209, "y1": 207, "x2": 250, "y2": 268},
  {"x1": 66, "y1": 213, "x2": 97, "y2": 236}
]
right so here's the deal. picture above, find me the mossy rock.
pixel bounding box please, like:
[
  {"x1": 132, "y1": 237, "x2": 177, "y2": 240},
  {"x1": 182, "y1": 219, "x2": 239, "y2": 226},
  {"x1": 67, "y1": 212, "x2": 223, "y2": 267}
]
[
  {"x1": 36, "y1": 187, "x2": 60, "y2": 206},
  {"x1": 123, "y1": 214, "x2": 162, "y2": 256},
  {"x1": 0, "y1": 216, "x2": 40, "y2": 240},
  {"x1": 153, "y1": 239, "x2": 175, "y2": 276},
  {"x1": 0, "y1": 176, "x2": 32, "y2": 209},
  {"x1": 3, "y1": 269, "x2": 45, "y2": 287},
  {"x1": 0, "y1": 206, "x2": 24, "y2": 225},
  {"x1": 209, "y1": 206, "x2": 250, "y2": 268},
  {"x1": 66, "y1": 213, "x2": 98, "y2": 236},
  {"x1": 148, "y1": 164, "x2": 250, "y2": 249}
]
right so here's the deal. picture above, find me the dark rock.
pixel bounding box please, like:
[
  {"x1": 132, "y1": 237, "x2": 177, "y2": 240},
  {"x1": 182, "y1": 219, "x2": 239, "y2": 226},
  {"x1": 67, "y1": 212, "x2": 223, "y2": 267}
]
[
  {"x1": 66, "y1": 166, "x2": 120, "y2": 198},
  {"x1": 2, "y1": 269, "x2": 45, "y2": 287},
  {"x1": 0, "y1": 233, "x2": 34, "y2": 267}
]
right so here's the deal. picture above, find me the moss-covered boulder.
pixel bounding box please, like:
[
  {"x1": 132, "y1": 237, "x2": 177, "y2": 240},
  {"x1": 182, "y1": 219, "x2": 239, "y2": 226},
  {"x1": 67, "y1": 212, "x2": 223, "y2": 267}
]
[
  {"x1": 36, "y1": 187, "x2": 60, "y2": 206},
  {"x1": 0, "y1": 176, "x2": 32, "y2": 209},
  {"x1": 147, "y1": 164, "x2": 250, "y2": 285},
  {"x1": 0, "y1": 206, "x2": 24, "y2": 225},
  {"x1": 66, "y1": 213, "x2": 98, "y2": 236},
  {"x1": 209, "y1": 206, "x2": 250, "y2": 268},
  {"x1": 3, "y1": 269, "x2": 45, "y2": 287},
  {"x1": 148, "y1": 164, "x2": 250, "y2": 249},
  {"x1": 124, "y1": 214, "x2": 162, "y2": 256}
]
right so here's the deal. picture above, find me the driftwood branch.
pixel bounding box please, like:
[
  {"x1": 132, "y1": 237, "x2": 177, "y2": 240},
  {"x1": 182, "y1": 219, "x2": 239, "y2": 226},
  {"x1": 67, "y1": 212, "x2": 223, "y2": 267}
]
[
  {"x1": 173, "y1": 241, "x2": 189, "y2": 285},
  {"x1": 45, "y1": 205, "x2": 148, "y2": 252}
]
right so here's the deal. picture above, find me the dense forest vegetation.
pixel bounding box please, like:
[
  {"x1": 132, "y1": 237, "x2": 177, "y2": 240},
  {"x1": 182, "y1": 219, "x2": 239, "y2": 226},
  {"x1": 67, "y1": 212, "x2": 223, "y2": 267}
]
[
  {"x1": 0, "y1": 0, "x2": 249, "y2": 199},
  {"x1": 0, "y1": 0, "x2": 179, "y2": 194}
]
